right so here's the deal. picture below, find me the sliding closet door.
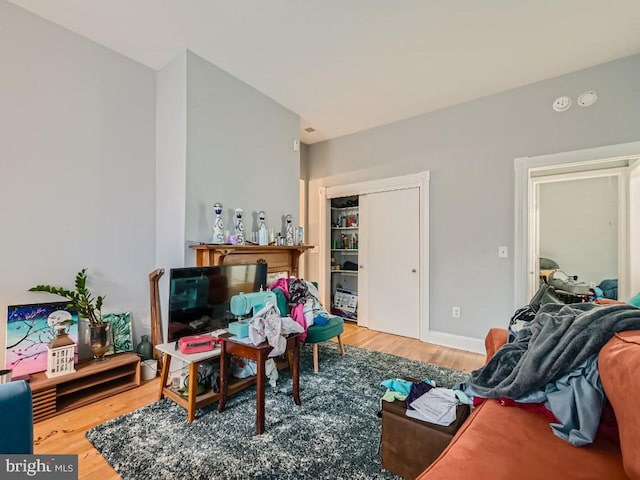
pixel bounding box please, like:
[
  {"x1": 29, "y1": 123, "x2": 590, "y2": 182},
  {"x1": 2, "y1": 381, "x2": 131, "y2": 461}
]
[{"x1": 361, "y1": 187, "x2": 420, "y2": 338}]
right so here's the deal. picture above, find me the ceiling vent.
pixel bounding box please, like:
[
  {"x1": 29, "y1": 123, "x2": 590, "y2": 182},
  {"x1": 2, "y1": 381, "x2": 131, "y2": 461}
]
[{"x1": 304, "y1": 127, "x2": 316, "y2": 133}]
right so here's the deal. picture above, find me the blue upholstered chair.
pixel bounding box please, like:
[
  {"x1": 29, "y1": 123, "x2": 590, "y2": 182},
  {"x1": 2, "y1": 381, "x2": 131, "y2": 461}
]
[
  {"x1": 272, "y1": 285, "x2": 346, "y2": 372},
  {"x1": 0, "y1": 380, "x2": 34, "y2": 454}
]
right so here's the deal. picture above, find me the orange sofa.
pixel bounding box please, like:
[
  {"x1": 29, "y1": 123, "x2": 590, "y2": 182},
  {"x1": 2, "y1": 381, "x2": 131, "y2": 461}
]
[{"x1": 417, "y1": 328, "x2": 640, "y2": 480}]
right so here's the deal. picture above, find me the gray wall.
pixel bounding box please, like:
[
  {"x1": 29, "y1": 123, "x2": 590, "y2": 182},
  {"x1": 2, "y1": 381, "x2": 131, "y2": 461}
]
[
  {"x1": 154, "y1": 51, "x2": 301, "y2": 337},
  {"x1": 185, "y1": 51, "x2": 300, "y2": 252},
  {"x1": 156, "y1": 52, "x2": 187, "y2": 269},
  {"x1": 307, "y1": 54, "x2": 640, "y2": 342},
  {"x1": 0, "y1": 4, "x2": 300, "y2": 347},
  {"x1": 0, "y1": 1, "x2": 156, "y2": 340},
  {"x1": 300, "y1": 143, "x2": 310, "y2": 181},
  {"x1": 300, "y1": 143, "x2": 310, "y2": 265},
  {"x1": 155, "y1": 52, "x2": 188, "y2": 328}
]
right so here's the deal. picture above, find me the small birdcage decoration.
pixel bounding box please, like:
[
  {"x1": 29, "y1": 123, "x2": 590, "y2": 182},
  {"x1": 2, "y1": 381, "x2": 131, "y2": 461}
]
[{"x1": 46, "y1": 325, "x2": 76, "y2": 378}]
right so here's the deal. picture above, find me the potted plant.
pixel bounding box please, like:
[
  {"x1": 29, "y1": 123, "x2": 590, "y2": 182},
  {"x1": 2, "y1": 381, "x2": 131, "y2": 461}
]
[
  {"x1": 30, "y1": 268, "x2": 105, "y2": 324},
  {"x1": 30, "y1": 269, "x2": 110, "y2": 361}
]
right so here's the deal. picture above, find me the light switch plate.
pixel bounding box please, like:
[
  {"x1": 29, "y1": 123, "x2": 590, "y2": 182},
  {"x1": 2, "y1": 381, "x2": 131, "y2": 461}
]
[{"x1": 498, "y1": 246, "x2": 508, "y2": 258}]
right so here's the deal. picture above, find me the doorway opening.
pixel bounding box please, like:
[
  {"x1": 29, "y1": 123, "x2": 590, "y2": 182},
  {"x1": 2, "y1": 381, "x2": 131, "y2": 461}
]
[
  {"x1": 530, "y1": 168, "x2": 626, "y2": 301},
  {"x1": 514, "y1": 141, "x2": 640, "y2": 308}
]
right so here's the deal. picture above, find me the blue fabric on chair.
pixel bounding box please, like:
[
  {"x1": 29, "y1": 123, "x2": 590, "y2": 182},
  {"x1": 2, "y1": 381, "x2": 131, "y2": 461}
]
[{"x1": 0, "y1": 380, "x2": 34, "y2": 453}]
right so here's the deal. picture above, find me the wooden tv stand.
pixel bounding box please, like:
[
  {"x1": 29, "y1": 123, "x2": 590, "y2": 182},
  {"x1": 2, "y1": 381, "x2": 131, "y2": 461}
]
[{"x1": 29, "y1": 353, "x2": 141, "y2": 422}]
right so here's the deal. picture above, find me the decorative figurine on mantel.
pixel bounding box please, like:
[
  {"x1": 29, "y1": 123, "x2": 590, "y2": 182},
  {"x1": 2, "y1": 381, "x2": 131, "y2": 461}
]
[
  {"x1": 258, "y1": 211, "x2": 268, "y2": 246},
  {"x1": 285, "y1": 214, "x2": 294, "y2": 246},
  {"x1": 234, "y1": 208, "x2": 245, "y2": 245},
  {"x1": 212, "y1": 202, "x2": 224, "y2": 244}
]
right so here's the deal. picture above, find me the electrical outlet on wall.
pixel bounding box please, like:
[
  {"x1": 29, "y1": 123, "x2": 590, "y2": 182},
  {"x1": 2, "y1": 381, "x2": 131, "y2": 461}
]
[{"x1": 452, "y1": 307, "x2": 461, "y2": 318}]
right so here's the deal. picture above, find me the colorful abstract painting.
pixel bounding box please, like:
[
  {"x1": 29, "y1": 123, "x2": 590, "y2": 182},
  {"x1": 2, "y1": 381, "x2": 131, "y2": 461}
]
[
  {"x1": 103, "y1": 312, "x2": 133, "y2": 354},
  {"x1": 6, "y1": 302, "x2": 79, "y2": 378}
]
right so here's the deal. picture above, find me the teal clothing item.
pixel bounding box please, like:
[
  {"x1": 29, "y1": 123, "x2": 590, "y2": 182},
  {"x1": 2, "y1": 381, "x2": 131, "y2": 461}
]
[
  {"x1": 380, "y1": 377, "x2": 437, "y2": 396},
  {"x1": 628, "y1": 292, "x2": 640, "y2": 308},
  {"x1": 453, "y1": 389, "x2": 472, "y2": 405},
  {"x1": 380, "y1": 379, "x2": 413, "y2": 396}
]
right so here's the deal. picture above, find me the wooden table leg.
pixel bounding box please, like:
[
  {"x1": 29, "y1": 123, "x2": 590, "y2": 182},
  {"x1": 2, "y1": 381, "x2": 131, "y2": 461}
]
[
  {"x1": 158, "y1": 353, "x2": 171, "y2": 401},
  {"x1": 218, "y1": 340, "x2": 228, "y2": 413},
  {"x1": 187, "y1": 362, "x2": 198, "y2": 423},
  {"x1": 292, "y1": 336, "x2": 301, "y2": 406},
  {"x1": 256, "y1": 350, "x2": 267, "y2": 434}
]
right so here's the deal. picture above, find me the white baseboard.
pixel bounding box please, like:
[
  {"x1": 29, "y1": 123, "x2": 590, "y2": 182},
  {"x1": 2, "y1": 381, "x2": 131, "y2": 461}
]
[{"x1": 425, "y1": 330, "x2": 485, "y2": 354}]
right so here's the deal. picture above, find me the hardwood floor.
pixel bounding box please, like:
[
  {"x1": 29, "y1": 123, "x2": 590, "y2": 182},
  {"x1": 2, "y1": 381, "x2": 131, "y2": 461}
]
[
  {"x1": 33, "y1": 323, "x2": 485, "y2": 479},
  {"x1": 339, "y1": 322, "x2": 485, "y2": 372}
]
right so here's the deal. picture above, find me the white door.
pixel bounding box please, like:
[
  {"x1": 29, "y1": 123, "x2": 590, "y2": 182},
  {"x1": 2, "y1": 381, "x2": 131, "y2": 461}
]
[{"x1": 360, "y1": 187, "x2": 420, "y2": 338}]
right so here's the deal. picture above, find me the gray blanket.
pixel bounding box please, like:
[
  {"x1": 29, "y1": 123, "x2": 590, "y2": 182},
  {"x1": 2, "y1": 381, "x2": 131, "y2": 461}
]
[{"x1": 468, "y1": 303, "x2": 640, "y2": 399}]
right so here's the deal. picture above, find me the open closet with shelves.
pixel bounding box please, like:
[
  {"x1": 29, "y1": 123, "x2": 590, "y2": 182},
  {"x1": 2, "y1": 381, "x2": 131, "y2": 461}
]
[
  {"x1": 330, "y1": 195, "x2": 359, "y2": 321},
  {"x1": 321, "y1": 172, "x2": 429, "y2": 339}
]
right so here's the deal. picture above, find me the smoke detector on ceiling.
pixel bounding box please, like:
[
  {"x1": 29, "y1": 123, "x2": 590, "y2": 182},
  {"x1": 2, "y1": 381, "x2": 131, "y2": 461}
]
[
  {"x1": 577, "y1": 91, "x2": 598, "y2": 107},
  {"x1": 552, "y1": 96, "x2": 572, "y2": 112}
]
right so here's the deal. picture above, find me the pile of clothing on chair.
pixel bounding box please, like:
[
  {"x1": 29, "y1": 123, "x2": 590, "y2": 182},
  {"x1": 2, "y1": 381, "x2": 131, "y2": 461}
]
[{"x1": 268, "y1": 277, "x2": 330, "y2": 341}]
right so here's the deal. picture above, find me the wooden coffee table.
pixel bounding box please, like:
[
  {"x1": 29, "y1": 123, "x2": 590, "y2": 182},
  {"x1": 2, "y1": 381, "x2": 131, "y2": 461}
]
[{"x1": 218, "y1": 333, "x2": 301, "y2": 434}]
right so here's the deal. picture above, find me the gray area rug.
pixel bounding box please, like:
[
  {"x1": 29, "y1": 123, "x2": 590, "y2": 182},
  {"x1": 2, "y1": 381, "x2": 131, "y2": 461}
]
[{"x1": 86, "y1": 342, "x2": 469, "y2": 480}]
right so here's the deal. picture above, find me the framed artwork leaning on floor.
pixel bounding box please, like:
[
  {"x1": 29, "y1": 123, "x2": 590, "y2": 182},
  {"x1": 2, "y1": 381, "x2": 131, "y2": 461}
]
[
  {"x1": 103, "y1": 312, "x2": 133, "y2": 355},
  {"x1": 2, "y1": 297, "x2": 78, "y2": 378}
]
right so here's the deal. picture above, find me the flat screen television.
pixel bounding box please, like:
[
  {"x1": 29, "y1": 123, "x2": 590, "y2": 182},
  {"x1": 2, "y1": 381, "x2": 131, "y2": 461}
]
[{"x1": 167, "y1": 263, "x2": 268, "y2": 342}]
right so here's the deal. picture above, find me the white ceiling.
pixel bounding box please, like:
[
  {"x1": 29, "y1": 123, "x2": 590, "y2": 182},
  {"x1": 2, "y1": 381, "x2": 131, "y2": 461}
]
[{"x1": 8, "y1": 0, "x2": 640, "y2": 144}]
